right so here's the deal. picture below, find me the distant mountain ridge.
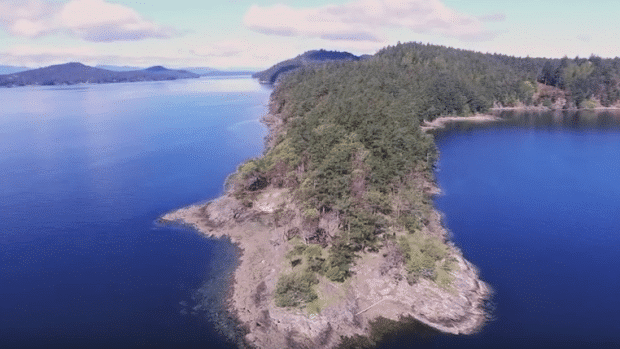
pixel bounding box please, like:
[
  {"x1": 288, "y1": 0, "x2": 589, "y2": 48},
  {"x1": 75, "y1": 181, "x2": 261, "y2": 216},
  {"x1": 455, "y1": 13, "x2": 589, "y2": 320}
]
[
  {"x1": 180, "y1": 67, "x2": 256, "y2": 76},
  {"x1": 0, "y1": 62, "x2": 199, "y2": 87},
  {"x1": 96, "y1": 65, "x2": 255, "y2": 76},
  {"x1": 252, "y1": 49, "x2": 362, "y2": 84},
  {"x1": 95, "y1": 65, "x2": 143, "y2": 72}
]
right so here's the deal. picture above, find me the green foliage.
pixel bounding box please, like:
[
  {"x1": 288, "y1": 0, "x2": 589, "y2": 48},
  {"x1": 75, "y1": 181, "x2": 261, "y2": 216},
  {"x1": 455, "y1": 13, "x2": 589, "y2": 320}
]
[
  {"x1": 304, "y1": 244, "x2": 323, "y2": 258},
  {"x1": 303, "y1": 207, "x2": 320, "y2": 220},
  {"x1": 436, "y1": 267, "x2": 455, "y2": 291},
  {"x1": 398, "y1": 215, "x2": 422, "y2": 234},
  {"x1": 405, "y1": 244, "x2": 435, "y2": 275},
  {"x1": 398, "y1": 232, "x2": 450, "y2": 285},
  {"x1": 518, "y1": 80, "x2": 537, "y2": 103},
  {"x1": 286, "y1": 243, "x2": 307, "y2": 259},
  {"x1": 250, "y1": 42, "x2": 620, "y2": 285},
  {"x1": 238, "y1": 160, "x2": 259, "y2": 175},
  {"x1": 304, "y1": 245, "x2": 327, "y2": 272},
  {"x1": 274, "y1": 270, "x2": 319, "y2": 307},
  {"x1": 582, "y1": 98, "x2": 598, "y2": 109},
  {"x1": 537, "y1": 55, "x2": 620, "y2": 106},
  {"x1": 346, "y1": 208, "x2": 378, "y2": 249},
  {"x1": 323, "y1": 242, "x2": 355, "y2": 282},
  {"x1": 364, "y1": 189, "x2": 391, "y2": 214},
  {"x1": 263, "y1": 137, "x2": 301, "y2": 171}
]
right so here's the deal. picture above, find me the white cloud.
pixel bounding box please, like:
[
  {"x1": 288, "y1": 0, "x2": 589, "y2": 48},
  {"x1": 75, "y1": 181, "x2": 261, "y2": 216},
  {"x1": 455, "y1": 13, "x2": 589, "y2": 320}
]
[
  {"x1": 185, "y1": 38, "x2": 300, "y2": 68},
  {"x1": 243, "y1": 0, "x2": 494, "y2": 43},
  {"x1": 190, "y1": 40, "x2": 246, "y2": 58},
  {"x1": 479, "y1": 13, "x2": 507, "y2": 23},
  {"x1": 5, "y1": 45, "x2": 97, "y2": 57},
  {"x1": 0, "y1": 43, "x2": 184, "y2": 67},
  {"x1": 0, "y1": 0, "x2": 175, "y2": 42},
  {"x1": 0, "y1": 38, "x2": 296, "y2": 69}
]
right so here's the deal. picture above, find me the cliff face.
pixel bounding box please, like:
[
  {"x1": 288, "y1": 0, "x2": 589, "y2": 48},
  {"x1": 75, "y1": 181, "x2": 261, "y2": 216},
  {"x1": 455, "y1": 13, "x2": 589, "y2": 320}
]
[{"x1": 160, "y1": 103, "x2": 491, "y2": 348}]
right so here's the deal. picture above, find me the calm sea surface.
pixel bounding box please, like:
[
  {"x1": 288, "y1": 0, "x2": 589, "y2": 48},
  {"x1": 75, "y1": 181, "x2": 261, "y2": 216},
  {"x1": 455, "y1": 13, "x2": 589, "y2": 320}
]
[
  {"x1": 428, "y1": 111, "x2": 620, "y2": 349},
  {"x1": 3, "y1": 79, "x2": 620, "y2": 349},
  {"x1": 0, "y1": 77, "x2": 270, "y2": 348}
]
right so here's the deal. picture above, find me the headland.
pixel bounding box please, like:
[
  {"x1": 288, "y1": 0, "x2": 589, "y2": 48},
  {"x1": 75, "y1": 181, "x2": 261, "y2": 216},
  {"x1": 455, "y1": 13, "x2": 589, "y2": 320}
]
[{"x1": 160, "y1": 107, "x2": 492, "y2": 348}]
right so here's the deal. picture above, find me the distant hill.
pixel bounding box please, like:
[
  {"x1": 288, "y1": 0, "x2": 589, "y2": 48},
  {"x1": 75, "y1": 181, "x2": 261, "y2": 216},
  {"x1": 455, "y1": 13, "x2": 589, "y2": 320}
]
[
  {"x1": 180, "y1": 67, "x2": 256, "y2": 76},
  {"x1": 99, "y1": 64, "x2": 254, "y2": 77},
  {"x1": 95, "y1": 65, "x2": 142, "y2": 72},
  {"x1": 142, "y1": 66, "x2": 166, "y2": 72},
  {"x1": 252, "y1": 49, "x2": 362, "y2": 84},
  {"x1": 0, "y1": 62, "x2": 199, "y2": 87}
]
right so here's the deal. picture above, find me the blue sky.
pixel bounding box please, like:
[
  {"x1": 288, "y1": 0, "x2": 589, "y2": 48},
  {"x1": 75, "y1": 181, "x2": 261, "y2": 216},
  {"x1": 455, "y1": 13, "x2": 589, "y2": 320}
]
[{"x1": 0, "y1": 0, "x2": 618, "y2": 69}]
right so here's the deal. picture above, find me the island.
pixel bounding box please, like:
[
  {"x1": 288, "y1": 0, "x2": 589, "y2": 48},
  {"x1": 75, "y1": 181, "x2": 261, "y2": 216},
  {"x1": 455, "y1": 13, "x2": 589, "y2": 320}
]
[
  {"x1": 161, "y1": 42, "x2": 620, "y2": 348},
  {"x1": 0, "y1": 62, "x2": 199, "y2": 87},
  {"x1": 96, "y1": 65, "x2": 256, "y2": 77},
  {"x1": 252, "y1": 49, "x2": 364, "y2": 84}
]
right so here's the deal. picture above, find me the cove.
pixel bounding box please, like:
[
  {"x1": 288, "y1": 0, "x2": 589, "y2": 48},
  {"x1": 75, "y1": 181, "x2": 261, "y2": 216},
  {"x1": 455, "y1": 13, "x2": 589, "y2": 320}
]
[{"x1": 427, "y1": 110, "x2": 620, "y2": 348}]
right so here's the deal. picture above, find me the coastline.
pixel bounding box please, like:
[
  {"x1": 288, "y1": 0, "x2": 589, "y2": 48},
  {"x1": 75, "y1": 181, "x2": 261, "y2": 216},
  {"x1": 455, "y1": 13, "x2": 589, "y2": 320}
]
[
  {"x1": 160, "y1": 188, "x2": 491, "y2": 347},
  {"x1": 420, "y1": 106, "x2": 620, "y2": 134},
  {"x1": 421, "y1": 114, "x2": 503, "y2": 132},
  {"x1": 490, "y1": 106, "x2": 620, "y2": 111},
  {"x1": 160, "y1": 103, "x2": 492, "y2": 347}
]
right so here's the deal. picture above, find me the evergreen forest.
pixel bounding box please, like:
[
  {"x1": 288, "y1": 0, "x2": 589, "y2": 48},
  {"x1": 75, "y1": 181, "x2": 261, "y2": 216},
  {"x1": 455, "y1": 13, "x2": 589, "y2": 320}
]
[{"x1": 231, "y1": 42, "x2": 620, "y2": 309}]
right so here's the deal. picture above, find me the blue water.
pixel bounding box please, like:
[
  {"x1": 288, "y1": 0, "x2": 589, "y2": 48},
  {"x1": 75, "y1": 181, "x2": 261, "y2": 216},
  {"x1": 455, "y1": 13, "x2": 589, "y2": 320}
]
[
  {"x1": 0, "y1": 77, "x2": 270, "y2": 348},
  {"x1": 430, "y1": 111, "x2": 620, "y2": 348},
  {"x1": 3, "y1": 82, "x2": 620, "y2": 349}
]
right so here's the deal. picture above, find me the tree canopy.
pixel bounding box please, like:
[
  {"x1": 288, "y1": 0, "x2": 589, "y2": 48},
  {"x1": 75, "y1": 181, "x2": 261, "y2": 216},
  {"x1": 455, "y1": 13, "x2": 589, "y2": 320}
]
[{"x1": 234, "y1": 42, "x2": 620, "y2": 306}]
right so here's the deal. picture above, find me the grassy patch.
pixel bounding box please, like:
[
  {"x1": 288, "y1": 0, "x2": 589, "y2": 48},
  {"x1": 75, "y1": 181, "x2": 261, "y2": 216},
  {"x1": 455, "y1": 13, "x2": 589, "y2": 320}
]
[
  {"x1": 435, "y1": 268, "x2": 455, "y2": 292},
  {"x1": 274, "y1": 270, "x2": 319, "y2": 308},
  {"x1": 397, "y1": 232, "x2": 454, "y2": 287},
  {"x1": 307, "y1": 277, "x2": 352, "y2": 316},
  {"x1": 306, "y1": 298, "x2": 323, "y2": 315}
]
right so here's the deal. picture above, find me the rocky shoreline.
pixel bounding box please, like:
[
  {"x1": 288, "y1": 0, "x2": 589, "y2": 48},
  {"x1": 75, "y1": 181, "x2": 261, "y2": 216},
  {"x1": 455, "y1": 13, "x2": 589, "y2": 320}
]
[
  {"x1": 420, "y1": 114, "x2": 503, "y2": 132},
  {"x1": 161, "y1": 187, "x2": 491, "y2": 348},
  {"x1": 159, "y1": 105, "x2": 493, "y2": 348}
]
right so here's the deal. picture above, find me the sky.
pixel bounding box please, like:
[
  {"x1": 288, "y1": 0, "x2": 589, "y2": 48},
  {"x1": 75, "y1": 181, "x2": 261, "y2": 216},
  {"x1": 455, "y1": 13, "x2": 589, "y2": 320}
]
[{"x1": 0, "y1": 0, "x2": 619, "y2": 69}]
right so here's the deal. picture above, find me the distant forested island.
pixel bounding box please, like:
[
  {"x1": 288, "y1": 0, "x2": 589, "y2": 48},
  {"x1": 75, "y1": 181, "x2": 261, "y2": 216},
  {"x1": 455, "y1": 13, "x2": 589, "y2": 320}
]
[
  {"x1": 252, "y1": 49, "x2": 367, "y2": 84},
  {"x1": 0, "y1": 63, "x2": 199, "y2": 87},
  {"x1": 0, "y1": 62, "x2": 226, "y2": 87},
  {"x1": 96, "y1": 65, "x2": 255, "y2": 77}
]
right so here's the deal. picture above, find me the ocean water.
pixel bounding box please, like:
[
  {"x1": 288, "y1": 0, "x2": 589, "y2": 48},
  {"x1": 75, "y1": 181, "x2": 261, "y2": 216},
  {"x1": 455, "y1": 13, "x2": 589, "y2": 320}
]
[
  {"x1": 0, "y1": 77, "x2": 270, "y2": 348},
  {"x1": 428, "y1": 111, "x2": 620, "y2": 349},
  {"x1": 4, "y1": 79, "x2": 620, "y2": 349}
]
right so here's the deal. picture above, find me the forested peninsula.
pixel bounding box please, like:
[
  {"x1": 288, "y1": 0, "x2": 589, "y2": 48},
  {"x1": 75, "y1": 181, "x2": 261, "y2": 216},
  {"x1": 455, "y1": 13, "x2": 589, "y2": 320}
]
[{"x1": 162, "y1": 42, "x2": 620, "y2": 348}]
